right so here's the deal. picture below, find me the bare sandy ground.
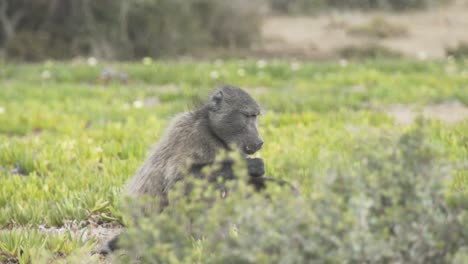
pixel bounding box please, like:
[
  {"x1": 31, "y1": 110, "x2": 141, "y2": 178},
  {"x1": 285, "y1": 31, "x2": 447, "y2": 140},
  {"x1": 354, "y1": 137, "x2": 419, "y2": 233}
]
[
  {"x1": 384, "y1": 100, "x2": 468, "y2": 124},
  {"x1": 260, "y1": 2, "x2": 468, "y2": 123},
  {"x1": 261, "y1": 1, "x2": 468, "y2": 59}
]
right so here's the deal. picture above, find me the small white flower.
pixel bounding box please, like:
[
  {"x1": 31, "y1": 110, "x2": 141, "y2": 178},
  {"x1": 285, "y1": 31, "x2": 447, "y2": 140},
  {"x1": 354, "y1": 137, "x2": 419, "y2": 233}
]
[
  {"x1": 290, "y1": 62, "x2": 301, "y2": 71},
  {"x1": 61, "y1": 139, "x2": 76, "y2": 150},
  {"x1": 87, "y1": 138, "x2": 94, "y2": 144},
  {"x1": 214, "y1": 59, "x2": 223, "y2": 67},
  {"x1": 87, "y1": 57, "x2": 98, "y2": 66},
  {"x1": 0, "y1": 107, "x2": 5, "y2": 114},
  {"x1": 142, "y1": 57, "x2": 153, "y2": 66},
  {"x1": 256, "y1": 60, "x2": 267, "y2": 69},
  {"x1": 41, "y1": 70, "x2": 51, "y2": 79},
  {"x1": 95, "y1": 147, "x2": 103, "y2": 153},
  {"x1": 123, "y1": 103, "x2": 131, "y2": 110},
  {"x1": 339, "y1": 59, "x2": 348, "y2": 67},
  {"x1": 133, "y1": 100, "x2": 143, "y2": 108},
  {"x1": 210, "y1": 70, "x2": 219, "y2": 79},
  {"x1": 237, "y1": 68, "x2": 246, "y2": 77},
  {"x1": 417, "y1": 51, "x2": 428, "y2": 61},
  {"x1": 44, "y1": 60, "x2": 54, "y2": 68}
]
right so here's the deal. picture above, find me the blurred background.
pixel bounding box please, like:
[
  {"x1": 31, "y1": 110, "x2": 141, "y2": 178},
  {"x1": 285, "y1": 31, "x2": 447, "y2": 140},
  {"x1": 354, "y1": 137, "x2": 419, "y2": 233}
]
[{"x1": 1, "y1": 0, "x2": 467, "y2": 62}]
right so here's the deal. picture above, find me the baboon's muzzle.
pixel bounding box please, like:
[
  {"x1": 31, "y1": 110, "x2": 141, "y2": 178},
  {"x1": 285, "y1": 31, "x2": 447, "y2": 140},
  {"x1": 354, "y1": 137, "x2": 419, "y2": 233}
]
[{"x1": 244, "y1": 139, "x2": 263, "y2": 155}]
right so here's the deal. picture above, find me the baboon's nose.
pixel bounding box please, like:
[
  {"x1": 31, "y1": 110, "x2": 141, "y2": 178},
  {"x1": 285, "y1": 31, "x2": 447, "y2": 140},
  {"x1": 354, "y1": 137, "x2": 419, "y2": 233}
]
[{"x1": 255, "y1": 140, "x2": 264, "y2": 150}]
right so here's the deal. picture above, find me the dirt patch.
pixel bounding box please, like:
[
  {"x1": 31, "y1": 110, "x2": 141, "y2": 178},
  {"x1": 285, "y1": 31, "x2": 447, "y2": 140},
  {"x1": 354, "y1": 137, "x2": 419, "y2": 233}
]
[
  {"x1": 385, "y1": 104, "x2": 416, "y2": 124},
  {"x1": 385, "y1": 101, "x2": 468, "y2": 124},
  {"x1": 34, "y1": 222, "x2": 123, "y2": 244},
  {"x1": 0, "y1": 220, "x2": 123, "y2": 244},
  {"x1": 260, "y1": 1, "x2": 468, "y2": 59},
  {"x1": 423, "y1": 101, "x2": 468, "y2": 123}
]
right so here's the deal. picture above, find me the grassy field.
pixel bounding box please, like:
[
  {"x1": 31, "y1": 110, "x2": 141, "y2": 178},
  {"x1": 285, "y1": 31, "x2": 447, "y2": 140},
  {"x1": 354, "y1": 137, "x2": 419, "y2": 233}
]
[{"x1": 0, "y1": 59, "x2": 467, "y2": 263}]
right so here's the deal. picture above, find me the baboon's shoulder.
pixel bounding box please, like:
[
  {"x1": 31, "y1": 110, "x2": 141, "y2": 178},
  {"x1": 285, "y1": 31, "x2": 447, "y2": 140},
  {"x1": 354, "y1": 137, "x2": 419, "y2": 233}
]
[{"x1": 160, "y1": 111, "x2": 221, "y2": 165}]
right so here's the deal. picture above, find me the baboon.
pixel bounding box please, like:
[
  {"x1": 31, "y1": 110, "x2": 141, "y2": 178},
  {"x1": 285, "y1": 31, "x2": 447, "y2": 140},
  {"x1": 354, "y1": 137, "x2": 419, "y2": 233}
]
[
  {"x1": 126, "y1": 85, "x2": 266, "y2": 202},
  {"x1": 95, "y1": 85, "x2": 269, "y2": 255}
]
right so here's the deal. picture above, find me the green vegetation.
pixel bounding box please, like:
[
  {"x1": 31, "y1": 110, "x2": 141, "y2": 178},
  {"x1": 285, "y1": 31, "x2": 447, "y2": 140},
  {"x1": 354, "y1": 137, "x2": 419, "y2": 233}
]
[
  {"x1": 120, "y1": 121, "x2": 468, "y2": 263},
  {"x1": 0, "y1": 59, "x2": 467, "y2": 263}
]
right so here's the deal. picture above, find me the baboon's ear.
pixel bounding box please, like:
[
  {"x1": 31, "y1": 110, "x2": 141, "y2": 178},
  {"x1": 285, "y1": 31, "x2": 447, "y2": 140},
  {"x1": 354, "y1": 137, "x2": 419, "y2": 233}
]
[{"x1": 209, "y1": 91, "x2": 223, "y2": 111}]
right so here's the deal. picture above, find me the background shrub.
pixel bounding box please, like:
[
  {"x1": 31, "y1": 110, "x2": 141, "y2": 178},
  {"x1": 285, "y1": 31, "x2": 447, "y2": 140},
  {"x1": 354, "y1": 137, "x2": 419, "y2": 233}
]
[
  {"x1": 118, "y1": 120, "x2": 467, "y2": 263},
  {"x1": 337, "y1": 43, "x2": 402, "y2": 59},
  {"x1": 446, "y1": 42, "x2": 468, "y2": 59},
  {"x1": 0, "y1": 0, "x2": 455, "y2": 60},
  {"x1": 346, "y1": 16, "x2": 408, "y2": 39},
  {"x1": 0, "y1": 0, "x2": 264, "y2": 61},
  {"x1": 269, "y1": 0, "x2": 453, "y2": 14}
]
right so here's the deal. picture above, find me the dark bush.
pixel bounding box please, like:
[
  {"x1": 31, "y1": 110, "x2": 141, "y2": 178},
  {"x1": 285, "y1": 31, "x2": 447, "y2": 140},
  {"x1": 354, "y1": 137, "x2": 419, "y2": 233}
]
[
  {"x1": 446, "y1": 42, "x2": 468, "y2": 59},
  {"x1": 0, "y1": 0, "x2": 264, "y2": 60},
  {"x1": 117, "y1": 120, "x2": 467, "y2": 263},
  {"x1": 5, "y1": 31, "x2": 69, "y2": 61},
  {"x1": 269, "y1": 0, "x2": 326, "y2": 14}
]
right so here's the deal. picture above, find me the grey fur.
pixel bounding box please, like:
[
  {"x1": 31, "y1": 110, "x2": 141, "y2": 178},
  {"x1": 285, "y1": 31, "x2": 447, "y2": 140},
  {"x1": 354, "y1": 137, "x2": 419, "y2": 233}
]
[{"x1": 125, "y1": 85, "x2": 264, "y2": 208}]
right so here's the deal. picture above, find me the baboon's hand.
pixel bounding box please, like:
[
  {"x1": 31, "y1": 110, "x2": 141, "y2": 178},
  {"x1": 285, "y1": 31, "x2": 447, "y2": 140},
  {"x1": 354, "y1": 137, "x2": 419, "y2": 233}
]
[{"x1": 246, "y1": 158, "x2": 265, "y2": 177}]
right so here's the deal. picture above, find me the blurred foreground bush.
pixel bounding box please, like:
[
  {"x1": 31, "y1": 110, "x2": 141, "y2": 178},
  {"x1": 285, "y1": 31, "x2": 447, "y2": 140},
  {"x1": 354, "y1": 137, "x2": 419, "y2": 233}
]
[
  {"x1": 0, "y1": 0, "x2": 263, "y2": 61},
  {"x1": 117, "y1": 120, "x2": 467, "y2": 263}
]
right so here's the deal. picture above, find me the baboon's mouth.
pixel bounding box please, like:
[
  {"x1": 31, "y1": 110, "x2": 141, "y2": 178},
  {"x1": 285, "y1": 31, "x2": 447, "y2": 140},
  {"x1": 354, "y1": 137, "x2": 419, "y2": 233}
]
[{"x1": 244, "y1": 145, "x2": 258, "y2": 155}]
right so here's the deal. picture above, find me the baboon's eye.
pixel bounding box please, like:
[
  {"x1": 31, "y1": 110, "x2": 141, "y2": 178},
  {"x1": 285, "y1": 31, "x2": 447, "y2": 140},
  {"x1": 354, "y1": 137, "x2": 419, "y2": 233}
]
[{"x1": 242, "y1": 113, "x2": 257, "y2": 118}]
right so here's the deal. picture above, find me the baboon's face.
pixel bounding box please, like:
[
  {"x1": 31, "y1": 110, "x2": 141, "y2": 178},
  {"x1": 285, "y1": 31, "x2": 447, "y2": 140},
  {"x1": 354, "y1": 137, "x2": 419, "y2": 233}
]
[{"x1": 208, "y1": 86, "x2": 263, "y2": 155}]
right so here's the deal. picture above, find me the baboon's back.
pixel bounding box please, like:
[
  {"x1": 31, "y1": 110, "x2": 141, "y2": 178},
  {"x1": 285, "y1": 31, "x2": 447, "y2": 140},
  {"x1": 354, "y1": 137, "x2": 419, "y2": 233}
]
[{"x1": 125, "y1": 110, "x2": 222, "y2": 199}]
